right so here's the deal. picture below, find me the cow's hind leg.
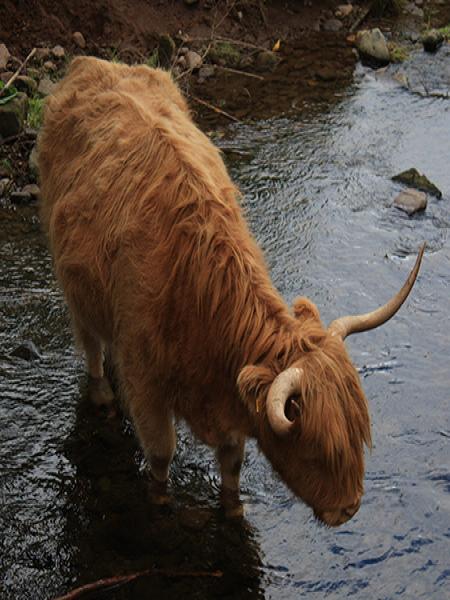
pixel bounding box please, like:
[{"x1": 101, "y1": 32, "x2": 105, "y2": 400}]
[
  {"x1": 217, "y1": 436, "x2": 245, "y2": 518},
  {"x1": 73, "y1": 320, "x2": 114, "y2": 408},
  {"x1": 129, "y1": 399, "x2": 177, "y2": 505}
]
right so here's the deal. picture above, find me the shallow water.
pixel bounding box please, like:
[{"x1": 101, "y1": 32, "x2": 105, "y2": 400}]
[{"x1": 1, "y1": 51, "x2": 450, "y2": 599}]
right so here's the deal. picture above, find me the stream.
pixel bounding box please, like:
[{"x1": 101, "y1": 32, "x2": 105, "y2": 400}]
[{"x1": 1, "y1": 46, "x2": 449, "y2": 599}]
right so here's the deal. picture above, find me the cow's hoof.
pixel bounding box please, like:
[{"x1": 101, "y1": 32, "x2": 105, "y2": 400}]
[
  {"x1": 221, "y1": 488, "x2": 244, "y2": 518},
  {"x1": 147, "y1": 473, "x2": 171, "y2": 506},
  {"x1": 224, "y1": 503, "x2": 244, "y2": 519},
  {"x1": 88, "y1": 375, "x2": 115, "y2": 408}
]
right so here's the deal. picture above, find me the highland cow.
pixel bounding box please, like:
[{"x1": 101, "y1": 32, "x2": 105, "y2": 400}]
[{"x1": 38, "y1": 57, "x2": 424, "y2": 525}]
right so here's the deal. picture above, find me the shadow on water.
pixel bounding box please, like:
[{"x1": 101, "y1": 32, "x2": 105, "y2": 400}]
[{"x1": 62, "y1": 392, "x2": 264, "y2": 599}]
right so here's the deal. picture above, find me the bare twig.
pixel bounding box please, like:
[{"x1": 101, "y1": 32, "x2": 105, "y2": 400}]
[
  {"x1": 0, "y1": 48, "x2": 37, "y2": 96},
  {"x1": 189, "y1": 94, "x2": 242, "y2": 123},
  {"x1": 214, "y1": 65, "x2": 264, "y2": 80},
  {"x1": 53, "y1": 568, "x2": 223, "y2": 600}
]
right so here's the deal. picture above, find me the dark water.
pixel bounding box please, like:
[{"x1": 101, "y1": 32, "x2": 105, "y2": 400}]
[{"x1": 1, "y1": 52, "x2": 450, "y2": 599}]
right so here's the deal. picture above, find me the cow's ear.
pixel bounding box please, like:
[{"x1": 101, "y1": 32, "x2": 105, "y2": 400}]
[
  {"x1": 293, "y1": 297, "x2": 322, "y2": 324},
  {"x1": 237, "y1": 365, "x2": 273, "y2": 415}
]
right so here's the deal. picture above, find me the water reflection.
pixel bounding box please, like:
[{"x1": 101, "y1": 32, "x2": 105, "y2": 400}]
[{"x1": 63, "y1": 391, "x2": 264, "y2": 599}]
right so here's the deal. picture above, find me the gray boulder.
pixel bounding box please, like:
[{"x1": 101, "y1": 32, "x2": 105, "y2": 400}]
[{"x1": 356, "y1": 28, "x2": 390, "y2": 67}]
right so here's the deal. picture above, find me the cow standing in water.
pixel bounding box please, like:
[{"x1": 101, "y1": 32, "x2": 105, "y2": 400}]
[{"x1": 38, "y1": 57, "x2": 424, "y2": 525}]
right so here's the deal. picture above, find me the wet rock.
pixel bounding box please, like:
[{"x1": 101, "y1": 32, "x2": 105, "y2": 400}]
[
  {"x1": 422, "y1": 30, "x2": 444, "y2": 53},
  {"x1": 209, "y1": 42, "x2": 240, "y2": 67},
  {"x1": 29, "y1": 144, "x2": 39, "y2": 177},
  {"x1": 21, "y1": 183, "x2": 40, "y2": 201},
  {"x1": 14, "y1": 75, "x2": 38, "y2": 94},
  {"x1": 0, "y1": 71, "x2": 14, "y2": 84},
  {"x1": 10, "y1": 190, "x2": 32, "y2": 205},
  {"x1": 0, "y1": 93, "x2": 28, "y2": 138},
  {"x1": 51, "y1": 45, "x2": 65, "y2": 60},
  {"x1": 72, "y1": 31, "x2": 86, "y2": 49},
  {"x1": 393, "y1": 168, "x2": 442, "y2": 198},
  {"x1": 43, "y1": 60, "x2": 57, "y2": 72},
  {"x1": 336, "y1": 4, "x2": 353, "y2": 18},
  {"x1": 0, "y1": 43, "x2": 10, "y2": 70},
  {"x1": 185, "y1": 50, "x2": 203, "y2": 70},
  {"x1": 323, "y1": 18, "x2": 343, "y2": 32},
  {"x1": 356, "y1": 28, "x2": 390, "y2": 67},
  {"x1": 0, "y1": 178, "x2": 11, "y2": 196},
  {"x1": 158, "y1": 34, "x2": 176, "y2": 68},
  {"x1": 34, "y1": 47, "x2": 51, "y2": 62},
  {"x1": 394, "y1": 189, "x2": 427, "y2": 215},
  {"x1": 38, "y1": 77, "x2": 57, "y2": 96},
  {"x1": 255, "y1": 50, "x2": 279, "y2": 71}
]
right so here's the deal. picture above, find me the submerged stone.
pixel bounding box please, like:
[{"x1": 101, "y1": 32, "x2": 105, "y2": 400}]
[{"x1": 11, "y1": 340, "x2": 42, "y2": 360}]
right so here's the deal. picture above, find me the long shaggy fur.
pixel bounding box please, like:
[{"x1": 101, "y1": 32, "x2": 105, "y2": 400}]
[{"x1": 39, "y1": 57, "x2": 371, "y2": 518}]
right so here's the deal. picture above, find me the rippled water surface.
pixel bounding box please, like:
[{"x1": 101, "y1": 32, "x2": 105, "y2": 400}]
[{"x1": 1, "y1": 53, "x2": 449, "y2": 599}]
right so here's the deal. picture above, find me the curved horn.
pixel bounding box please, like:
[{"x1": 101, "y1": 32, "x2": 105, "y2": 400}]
[
  {"x1": 267, "y1": 367, "x2": 303, "y2": 436},
  {"x1": 328, "y1": 243, "x2": 426, "y2": 340}
]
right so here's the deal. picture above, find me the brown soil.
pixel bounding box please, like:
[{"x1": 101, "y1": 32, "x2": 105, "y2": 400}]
[{"x1": 2, "y1": 1, "x2": 344, "y2": 57}]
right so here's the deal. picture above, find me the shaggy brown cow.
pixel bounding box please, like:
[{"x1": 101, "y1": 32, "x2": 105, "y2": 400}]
[{"x1": 38, "y1": 57, "x2": 424, "y2": 526}]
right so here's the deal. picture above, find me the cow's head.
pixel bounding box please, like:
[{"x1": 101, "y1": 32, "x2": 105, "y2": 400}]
[{"x1": 238, "y1": 245, "x2": 425, "y2": 526}]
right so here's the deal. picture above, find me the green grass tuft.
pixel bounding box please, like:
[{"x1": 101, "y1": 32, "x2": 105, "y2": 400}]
[{"x1": 26, "y1": 96, "x2": 45, "y2": 130}]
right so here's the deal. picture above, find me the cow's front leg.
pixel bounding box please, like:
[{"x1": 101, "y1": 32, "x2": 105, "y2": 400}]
[
  {"x1": 130, "y1": 401, "x2": 176, "y2": 505},
  {"x1": 217, "y1": 436, "x2": 245, "y2": 518}
]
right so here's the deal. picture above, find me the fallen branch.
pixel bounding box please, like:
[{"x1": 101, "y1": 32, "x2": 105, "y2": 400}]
[
  {"x1": 189, "y1": 95, "x2": 242, "y2": 123},
  {"x1": 53, "y1": 568, "x2": 223, "y2": 600},
  {"x1": 215, "y1": 65, "x2": 264, "y2": 80},
  {"x1": 0, "y1": 48, "x2": 37, "y2": 96}
]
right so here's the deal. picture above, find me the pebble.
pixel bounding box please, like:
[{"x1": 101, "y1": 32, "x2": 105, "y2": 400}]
[
  {"x1": 323, "y1": 18, "x2": 344, "y2": 32},
  {"x1": 21, "y1": 183, "x2": 40, "y2": 200},
  {"x1": 38, "y1": 77, "x2": 57, "y2": 96},
  {"x1": 0, "y1": 43, "x2": 10, "y2": 70},
  {"x1": 336, "y1": 4, "x2": 353, "y2": 18},
  {"x1": 43, "y1": 60, "x2": 57, "y2": 72},
  {"x1": 185, "y1": 50, "x2": 203, "y2": 70},
  {"x1": 34, "y1": 47, "x2": 51, "y2": 61},
  {"x1": 51, "y1": 45, "x2": 65, "y2": 60},
  {"x1": 198, "y1": 65, "x2": 215, "y2": 80},
  {"x1": 0, "y1": 178, "x2": 11, "y2": 196},
  {"x1": 72, "y1": 31, "x2": 86, "y2": 49},
  {"x1": 0, "y1": 71, "x2": 14, "y2": 84},
  {"x1": 394, "y1": 189, "x2": 427, "y2": 215}
]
